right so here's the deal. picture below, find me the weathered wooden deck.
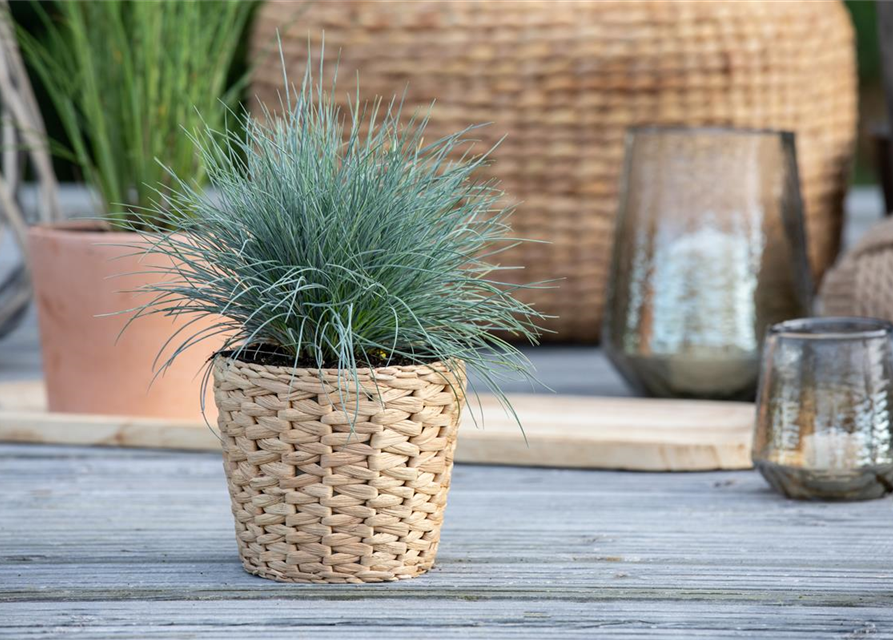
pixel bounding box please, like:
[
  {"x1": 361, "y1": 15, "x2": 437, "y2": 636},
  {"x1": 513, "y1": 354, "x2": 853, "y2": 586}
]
[
  {"x1": 1, "y1": 187, "x2": 891, "y2": 637},
  {"x1": 1, "y1": 443, "x2": 892, "y2": 638}
]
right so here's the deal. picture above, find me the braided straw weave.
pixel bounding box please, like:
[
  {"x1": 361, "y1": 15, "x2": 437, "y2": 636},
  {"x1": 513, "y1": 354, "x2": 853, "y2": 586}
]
[
  {"x1": 251, "y1": 1, "x2": 856, "y2": 342},
  {"x1": 213, "y1": 357, "x2": 466, "y2": 583},
  {"x1": 821, "y1": 218, "x2": 893, "y2": 321}
]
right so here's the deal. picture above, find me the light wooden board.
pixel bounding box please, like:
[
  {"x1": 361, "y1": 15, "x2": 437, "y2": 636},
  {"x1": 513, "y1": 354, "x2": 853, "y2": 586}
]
[
  {"x1": 1, "y1": 443, "x2": 891, "y2": 638},
  {"x1": 0, "y1": 380, "x2": 755, "y2": 470}
]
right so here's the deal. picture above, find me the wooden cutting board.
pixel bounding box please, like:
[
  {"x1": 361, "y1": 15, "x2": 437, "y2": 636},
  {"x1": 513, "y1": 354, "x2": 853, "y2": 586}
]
[{"x1": 0, "y1": 380, "x2": 755, "y2": 471}]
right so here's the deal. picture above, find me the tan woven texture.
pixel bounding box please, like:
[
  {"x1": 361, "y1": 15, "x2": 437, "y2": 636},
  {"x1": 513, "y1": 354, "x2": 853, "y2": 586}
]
[
  {"x1": 251, "y1": 1, "x2": 856, "y2": 342},
  {"x1": 213, "y1": 357, "x2": 466, "y2": 583},
  {"x1": 821, "y1": 218, "x2": 893, "y2": 320}
]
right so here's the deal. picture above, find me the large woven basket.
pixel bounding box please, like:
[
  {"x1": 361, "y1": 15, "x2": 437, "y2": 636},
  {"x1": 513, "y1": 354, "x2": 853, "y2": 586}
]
[
  {"x1": 213, "y1": 357, "x2": 466, "y2": 583},
  {"x1": 251, "y1": 1, "x2": 857, "y2": 342}
]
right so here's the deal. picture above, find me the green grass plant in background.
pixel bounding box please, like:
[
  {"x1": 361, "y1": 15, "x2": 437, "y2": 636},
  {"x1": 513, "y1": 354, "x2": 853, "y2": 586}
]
[{"x1": 15, "y1": 0, "x2": 254, "y2": 228}]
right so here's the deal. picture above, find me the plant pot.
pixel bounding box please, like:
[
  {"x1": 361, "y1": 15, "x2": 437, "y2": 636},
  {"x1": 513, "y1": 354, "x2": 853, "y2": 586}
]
[
  {"x1": 213, "y1": 356, "x2": 466, "y2": 583},
  {"x1": 28, "y1": 222, "x2": 218, "y2": 420}
]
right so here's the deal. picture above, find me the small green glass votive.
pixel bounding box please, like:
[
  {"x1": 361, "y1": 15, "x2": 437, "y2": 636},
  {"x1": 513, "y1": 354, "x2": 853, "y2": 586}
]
[{"x1": 753, "y1": 317, "x2": 893, "y2": 501}]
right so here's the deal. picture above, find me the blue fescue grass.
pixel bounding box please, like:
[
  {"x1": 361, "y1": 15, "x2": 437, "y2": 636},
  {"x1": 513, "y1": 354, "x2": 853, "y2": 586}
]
[{"x1": 120, "y1": 48, "x2": 551, "y2": 428}]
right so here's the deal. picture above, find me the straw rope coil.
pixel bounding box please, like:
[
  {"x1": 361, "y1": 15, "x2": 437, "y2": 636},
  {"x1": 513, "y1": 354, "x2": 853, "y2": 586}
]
[
  {"x1": 251, "y1": 1, "x2": 856, "y2": 342},
  {"x1": 821, "y1": 218, "x2": 893, "y2": 321},
  {"x1": 213, "y1": 357, "x2": 466, "y2": 583}
]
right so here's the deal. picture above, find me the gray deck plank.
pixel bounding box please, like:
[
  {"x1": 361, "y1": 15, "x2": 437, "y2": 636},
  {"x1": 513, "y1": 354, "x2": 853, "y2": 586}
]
[
  {"x1": 1, "y1": 444, "x2": 892, "y2": 638},
  {"x1": 0, "y1": 601, "x2": 888, "y2": 639}
]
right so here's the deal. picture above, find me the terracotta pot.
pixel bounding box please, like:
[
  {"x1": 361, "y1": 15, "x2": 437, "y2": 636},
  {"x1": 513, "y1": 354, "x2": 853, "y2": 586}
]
[{"x1": 28, "y1": 222, "x2": 218, "y2": 420}]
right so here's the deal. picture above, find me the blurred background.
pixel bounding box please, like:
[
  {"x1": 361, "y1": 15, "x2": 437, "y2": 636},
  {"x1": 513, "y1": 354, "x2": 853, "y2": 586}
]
[
  {"x1": 847, "y1": 0, "x2": 885, "y2": 186},
  {"x1": 7, "y1": 1, "x2": 885, "y2": 188},
  {"x1": 0, "y1": 0, "x2": 889, "y2": 401}
]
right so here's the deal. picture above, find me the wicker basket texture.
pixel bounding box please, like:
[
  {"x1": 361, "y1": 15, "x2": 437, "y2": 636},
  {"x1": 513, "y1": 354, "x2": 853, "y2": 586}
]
[
  {"x1": 251, "y1": 1, "x2": 857, "y2": 342},
  {"x1": 214, "y1": 357, "x2": 466, "y2": 583},
  {"x1": 821, "y1": 218, "x2": 893, "y2": 321}
]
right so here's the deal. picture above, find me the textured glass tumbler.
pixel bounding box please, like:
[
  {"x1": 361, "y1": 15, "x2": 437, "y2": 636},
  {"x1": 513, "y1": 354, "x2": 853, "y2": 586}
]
[
  {"x1": 753, "y1": 318, "x2": 893, "y2": 501},
  {"x1": 604, "y1": 127, "x2": 812, "y2": 400}
]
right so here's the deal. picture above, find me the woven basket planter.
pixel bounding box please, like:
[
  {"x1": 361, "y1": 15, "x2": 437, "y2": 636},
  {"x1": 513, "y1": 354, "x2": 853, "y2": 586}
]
[
  {"x1": 213, "y1": 357, "x2": 466, "y2": 583},
  {"x1": 251, "y1": 1, "x2": 856, "y2": 342}
]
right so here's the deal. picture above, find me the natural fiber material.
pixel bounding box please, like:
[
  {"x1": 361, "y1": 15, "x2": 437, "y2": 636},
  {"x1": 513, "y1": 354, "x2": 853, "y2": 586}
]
[
  {"x1": 821, "y1": 218, "x2": 893, "y2": 320},
  {"x1": 0, "y1": 3, "x2": 61, "y2": 339},
  {"x1": 213, "y1": 357, "x2": 466, "y2": 583},
  {"x1": 251, "y1": 1, "x2": 857, "y2": 342}
]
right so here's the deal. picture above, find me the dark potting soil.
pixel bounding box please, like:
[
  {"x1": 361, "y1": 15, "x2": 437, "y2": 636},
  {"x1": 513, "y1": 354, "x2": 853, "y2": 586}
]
[{"x1": 218, "y1": 344, "x2": 420, "y2": 369}]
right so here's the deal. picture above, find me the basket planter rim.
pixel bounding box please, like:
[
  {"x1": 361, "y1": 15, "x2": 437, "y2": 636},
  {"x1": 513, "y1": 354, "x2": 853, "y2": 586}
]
[{"x1": 213, "y1": 354, "x2": 464, "y2": 378}]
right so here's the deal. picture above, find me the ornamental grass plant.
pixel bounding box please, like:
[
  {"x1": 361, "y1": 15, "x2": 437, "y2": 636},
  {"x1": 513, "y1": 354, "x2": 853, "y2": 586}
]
[
  {"x1": 121, "y1": 50, "x2": 552, "y2": 583},
  {"x1": 16, "y1": 0, "x2": 254, "y2": 229},
  {"x1": 124, "y1": 51, "x2": 549, "y2": 424}
]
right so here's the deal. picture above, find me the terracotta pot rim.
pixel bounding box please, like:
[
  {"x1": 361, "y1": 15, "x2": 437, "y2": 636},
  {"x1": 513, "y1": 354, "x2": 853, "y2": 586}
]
[{"x1": 28, "y1": 220, "x2": 142, "y2": 242}]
